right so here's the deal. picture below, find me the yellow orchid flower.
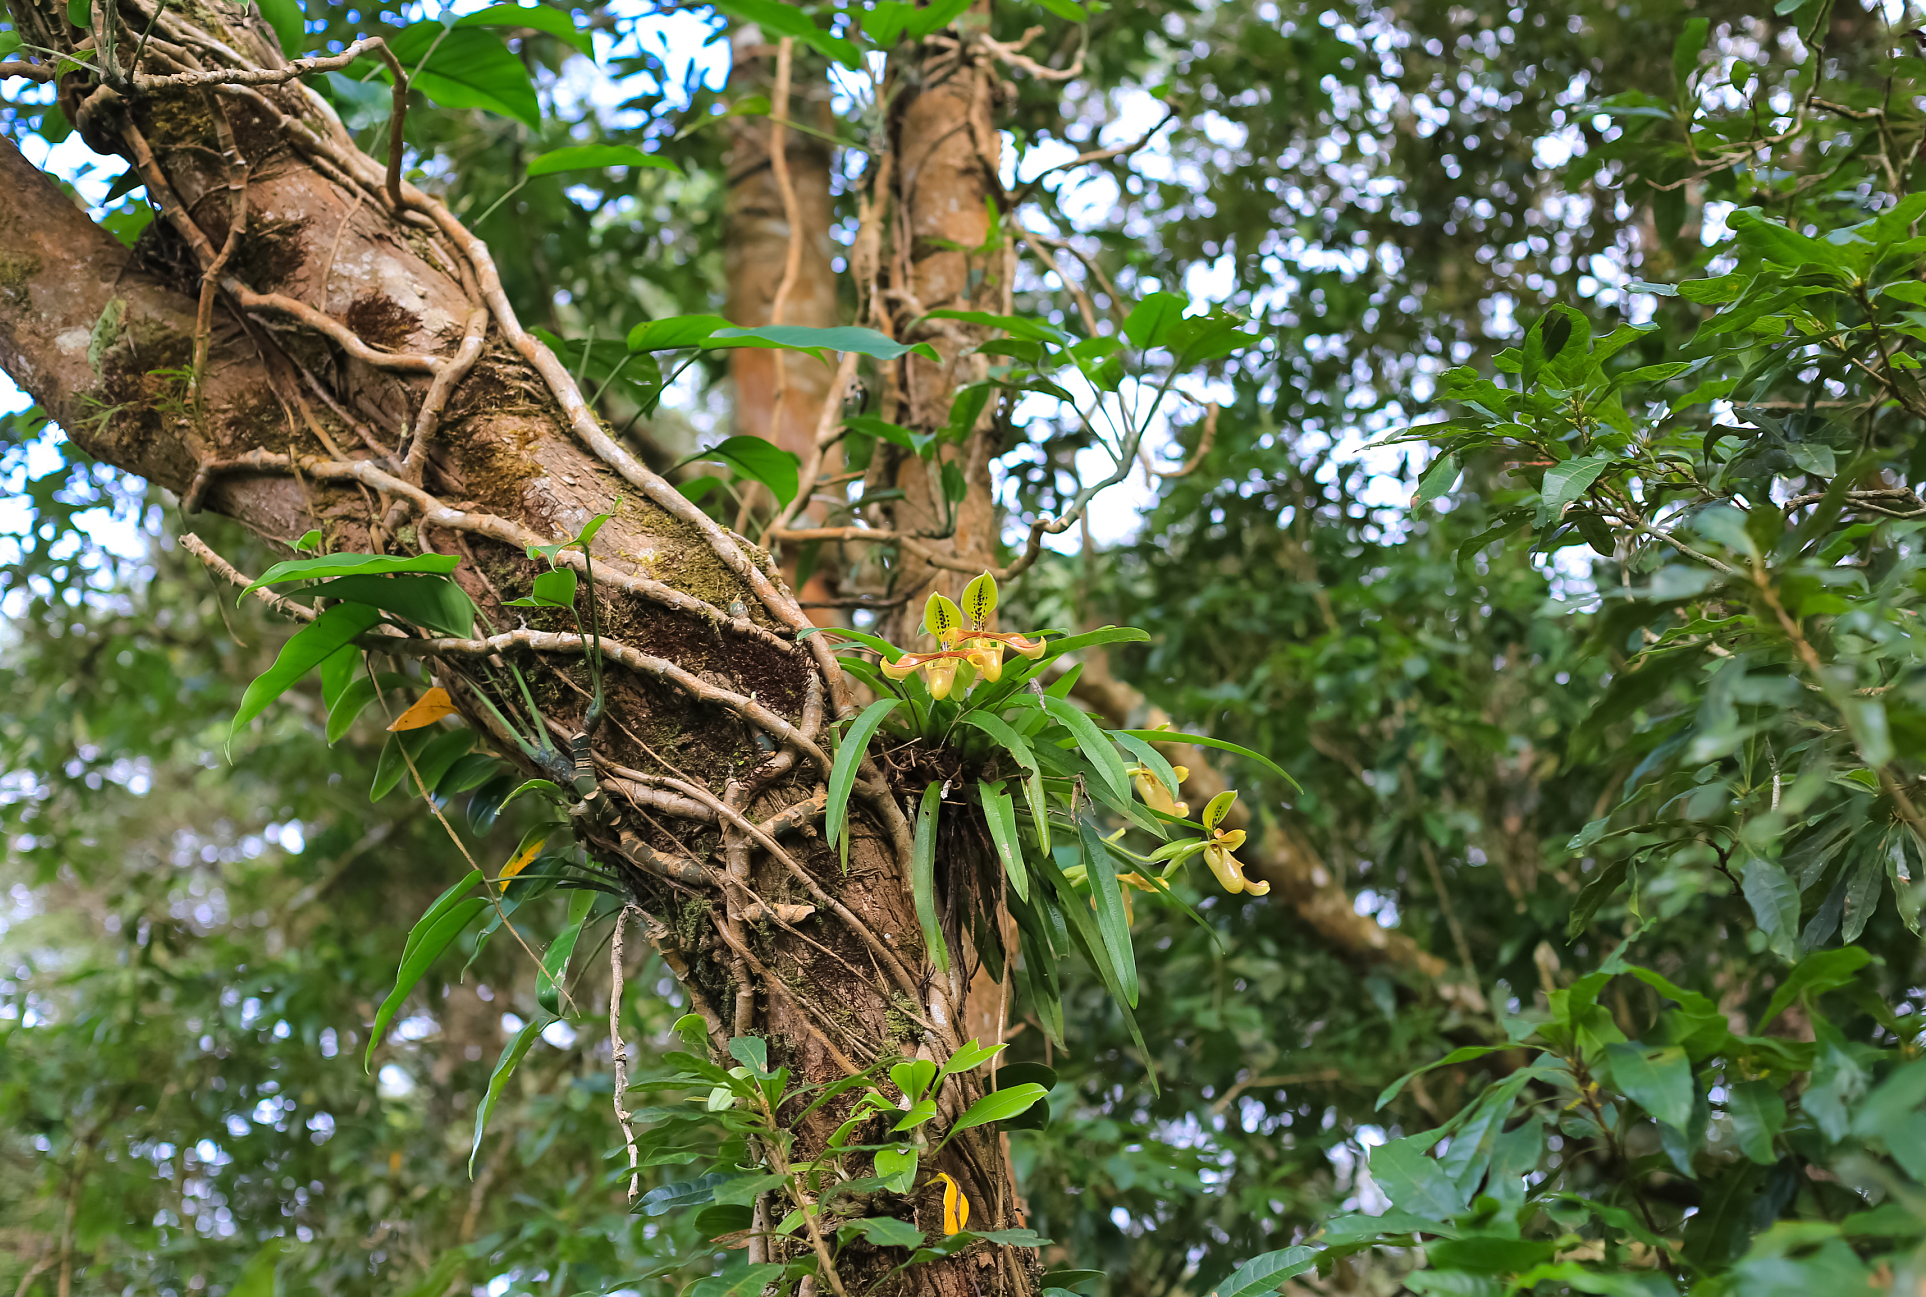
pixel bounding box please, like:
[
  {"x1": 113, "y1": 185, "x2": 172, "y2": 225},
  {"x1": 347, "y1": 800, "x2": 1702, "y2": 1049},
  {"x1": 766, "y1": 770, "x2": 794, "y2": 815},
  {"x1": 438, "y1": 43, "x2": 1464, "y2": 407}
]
[
  {"x1": 1201, "y1": 827, "x2": 1270, "y2": 896},
  {"x1": 933, "y1": 1172, "x2": 970, "y2": 1235},
  {"x1": 964, "y1": 636, "x2": 1005, "y2": 682},
  {"x1": 925, "y1": 656, "x2": 959, "y2": 700},
  {"x1": 1126, "y1": 763, "x2": 1190, "y2": 818}
]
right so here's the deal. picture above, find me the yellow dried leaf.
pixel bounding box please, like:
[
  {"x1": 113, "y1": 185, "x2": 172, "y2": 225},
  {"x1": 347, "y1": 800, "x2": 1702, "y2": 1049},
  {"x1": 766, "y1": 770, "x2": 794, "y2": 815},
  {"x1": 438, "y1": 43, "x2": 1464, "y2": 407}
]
[
  {"x1": 936, "y1": 1172, "x2": 970, "y2": 1235},
  {"x1": 499, "y1": 837, "x2": 547, "y2": 882},
  {"x1": 387, "y1": 686, "x2": 458, "y2": 731}
]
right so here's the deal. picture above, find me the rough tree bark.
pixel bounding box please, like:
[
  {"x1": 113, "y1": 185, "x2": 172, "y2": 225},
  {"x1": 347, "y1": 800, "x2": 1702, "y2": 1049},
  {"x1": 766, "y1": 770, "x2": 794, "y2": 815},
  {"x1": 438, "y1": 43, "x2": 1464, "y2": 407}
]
[
  {"x1": 0, "y1": 0, "x2": 1032, "y2": 1290},
  {"x1": 870, "y1": 24, "x2": 1006, "y2": 645},
  {"x1": 724, "y1": 30, "x2": 841, "y2": 609}
]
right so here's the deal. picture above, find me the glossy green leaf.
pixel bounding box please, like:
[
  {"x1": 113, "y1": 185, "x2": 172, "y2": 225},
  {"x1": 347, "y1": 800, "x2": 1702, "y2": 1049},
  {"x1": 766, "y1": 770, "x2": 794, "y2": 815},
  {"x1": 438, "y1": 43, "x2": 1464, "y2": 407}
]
[
  {"x1": 1368, "y1": 1136, "x2": 1466, "y2": 1219},
  {"x1": 1604, "y1": 1042, "x2": 1694, "y2": 1130},
  {"x1": 706, "y1": 324, "x2": 938, "y2": 363},
  {"x1": 453, "y1": 4, "x2": 593, "y2": 57},
  {"x1": 674, "y1": 436, "x2": 801, "y2": 509},
  {"x1": 382, "y1": 24, "x2": 541, "y2": 129},
  {"x1": 978, "y1": 779, "x2": 1029, "y2": 902},
  {"x1": 230, "y1": 603, "x2": 384, "y2": 746},
  {"x1": 1110, "y1": 729, "x2": 1300, "y2": 791},
  {"x1": 1729, "y1": 1079, "x2": 1786, "y2": 1164},
  {"x1": 710, "y1": 0, "x2": 860, "y2": 68},
  {"x1": 912, "y1": 782, "x2": 946, "y2": 973},
  {"x1": 948, "y1": 1082, "x2": 1047, "y2": 1133},
  {"x1": 628, "y1": 314, "x2": 733, "y2": 351},
  {"x1": 526, "y1": 144, "x2": 680, "y2": 176},
  {"x1": 1208, "y1": 1248, "x2": 1319, "y2": 1297},
  {"x1": 292, "y1": 574, "x2": 476, "y2": 637},
  {"x1": 827, "y1": 699, "x2": 899, "y2": 864},
  {"x1": 242, "y1": 551, "x2": 460, "y2": 598},
  {"x1": 504, "y1": 567, "x2": 577, "y2": 609},
  {"x1": 469, "y1": 1016, "x2": 545, "y2": 1174},
  {"x1": 536, "y1": 887, "x2": 596, "y2": 1016},
  {"x1": 366, "y1": 892, "x2": 487, "y2": 1070},
  {"x1": 1033, "y1": 694, "x2": 1129, "y2": 803},
  {"x1": 1077, "y1": 815, "x2": 1137, "y2": 1007},
  {"x1": 961, "y1": 713, "x2": 1048, "y2": 855},
  {"x1": 1124, "y1": 292, "x2": 1187, "y2": 349}
]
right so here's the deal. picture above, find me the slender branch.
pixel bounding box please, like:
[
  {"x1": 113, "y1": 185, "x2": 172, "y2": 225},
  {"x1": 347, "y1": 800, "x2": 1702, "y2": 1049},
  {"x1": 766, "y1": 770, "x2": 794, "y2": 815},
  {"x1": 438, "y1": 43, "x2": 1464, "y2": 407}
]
[{"x1": 609, "y1": 905, "x2": 643, "y2": 1205}]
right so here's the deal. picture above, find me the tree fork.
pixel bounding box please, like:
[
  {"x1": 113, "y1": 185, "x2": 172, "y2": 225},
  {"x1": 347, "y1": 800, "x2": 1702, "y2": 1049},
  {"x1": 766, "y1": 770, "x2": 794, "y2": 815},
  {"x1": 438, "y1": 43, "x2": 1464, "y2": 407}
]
[{"x1": 0, "y1": 0, "x2": 1035, "y2": 1288}]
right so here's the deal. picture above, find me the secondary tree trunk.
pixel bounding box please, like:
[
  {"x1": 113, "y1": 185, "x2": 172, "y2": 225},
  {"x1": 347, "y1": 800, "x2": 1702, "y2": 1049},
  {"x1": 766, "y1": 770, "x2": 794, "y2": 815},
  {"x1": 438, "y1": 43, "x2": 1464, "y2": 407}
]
[
  {"x1": 0, "y1": 1, "x2": 1031, "y2": 1291},
  {"x1": 873, "y1": 25, "x2": 1007, "y2": 648},
  {"x1": 724, "y1": 29, "x2": 841, "y2": 610}
]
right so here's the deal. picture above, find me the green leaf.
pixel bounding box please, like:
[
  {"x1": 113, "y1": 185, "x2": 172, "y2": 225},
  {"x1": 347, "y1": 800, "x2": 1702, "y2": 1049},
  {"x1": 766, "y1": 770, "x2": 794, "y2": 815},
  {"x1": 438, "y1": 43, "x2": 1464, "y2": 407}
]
[
  {"x1": 1728, "y1": 1079, "x2": 1786, "y2": 1164},
  {"x1": 1742, "y1": 856, "x2": 1802, "y2": 962},
  {"x1": 1032, "y1": 0, "x2": 1089, "y2": 22},
  {"x1": 257, "y1": 0, "x2": 306, "y2": 54},
  {"x1": 949, "y1": 1082, "x2": 1048, "y2": 1133},
  {"x1": 1123, "y1": 292, "x2": 1187, "y2": 349},
  {"x1": 923, "y1": 309, "x2": 1073, "y2": 344},
  {"x1": 912, "y1": 783, "x2": 946, "y2": 972},
  {"x1": 904, "y1": 0, "x2": 972, "y2": 37},
  {"x1": 537, "y1": 887, "x2": 596, "y2": 1016},
  {"x1": 382, "y1": 24, "x2": 541, "y2": 129},
  {"x1": 711, "y1": 0, "x2": 860, "y2": 67},
  {"x1": 505, "y1": 567, "x2": 578, "y2": 609},
  {"x1": 453, "y1": 4, "x2": 593, "y2": 57},
  {"x1": 1604, "y1": 1042, "x2": 1694, "y2": 1129},
  {"x1": 827, "y1": 700, "x2": 899, "y2": 863},
  {"x1": 874, "y1": 1145, "x2": 917, "y2": 1193},
  {"x1": 230, "y1": 603, "x2": 384, "y2": 746},
  {"x1": 1413, "y1": 452, "x2": 1461, "y2": 508},
  {"x1": 1376, "y1": 1045, "x2": 1512, "y2": 1110},
  {"x1": 1034, "y1": 694, "x2": 1129, "y2": 803},
  {"x1": 1672, "y1": 17, "x2": 1709, "y2": 90},
  {"x1": 959, "y1": 713, "x2": 1049, "y2": 854},
  {"x1": 891, "y1": 1098, "x2": 937, "y2": 1131},
  {"x1": 1109, "y1": 729, "x2": 1300, "y2": 791},
  {"x1": 938, "y1": 1038, "x2": 1005, "y2": 1081},
  {"x1": 1166, "y1": 312, "x2": 1257, "y2": 364},
  {"x1": 638, "y1": 1173, "x2": 732, "y2": 1216},
  {"x1": 242, "y1": 550, "x2": 460, "y2": 598},
  {"x1": 978, "y1": 780, "x2": 1029, "y2": 903},
  {"x1": 1759, "y1": 945, "x2": 1874, "y2": 1027},
  {"x1": 675, "y1": 436, "x2": 802, "y2": 509},
  {"x1": 292, "y1": 574, "x2": 476, "y2": 637},
  {"x1": 1537, "y1": 455, "x2": 1610, "y2": 526},
  {"x1": 628, "y1": 314, "x2": 732, "y2": 351},
  {"x1": 707, "y1": 323, "x2": 938, "y2": 363},
  {"x1": 526, "y1": 144, "x2": 680, "y2": 176},
  {"x1": 712, "y1": 1173, "x2": 787, "y2": 1205},
  {"x1": 1566, "y1": 858, "x2": 1630, "y2": 938},
  {"x1": 1208, "y1": 1248, "x2": 1319, "y2": 1297},
  {"x1": 846, "y1": 1216, "x2": 927, "y2": 1248},
  {"x1": 1112, "y1": 733, "x2": 1181, "y2": 812},
  {"x1": 318, "y1": 643, "x2": 357, "y2": 710},
  {"x1": 372, "y1": 727, "x2": 472, "y2": 801},
  {"x1": 366, "y1": 893, "x2": 488, "y2": 1070},
  {"x1": 1369, "y1": 1136, "x2": 1466, "y2": 1219},
  {"x1": 469, "y1": 1016, "x2": 545, "y2": 1174},
  {"x1": 1077, "y1": 815, "x2": 1138, "y2": 1008},
  {"x1": 326, "y1": 672, "x2": 414, "y2": 743}
]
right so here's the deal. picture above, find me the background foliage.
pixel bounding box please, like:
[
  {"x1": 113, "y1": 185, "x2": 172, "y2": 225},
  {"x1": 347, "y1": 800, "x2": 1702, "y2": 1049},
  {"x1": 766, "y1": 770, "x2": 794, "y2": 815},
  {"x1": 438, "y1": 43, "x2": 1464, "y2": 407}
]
[{"x1": 6, "y1": 0, "x2": 1926, "y2": 1293}]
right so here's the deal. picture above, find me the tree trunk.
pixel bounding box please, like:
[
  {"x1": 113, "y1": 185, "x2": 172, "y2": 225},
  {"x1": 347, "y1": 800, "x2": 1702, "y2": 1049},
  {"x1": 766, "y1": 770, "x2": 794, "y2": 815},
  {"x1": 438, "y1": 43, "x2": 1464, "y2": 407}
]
[
  {"x1": 871, "y1": 24, "x2": 1007, "y2": 648},
  {"x1": 0, "y1": 1, "x2": 1030, "y2": 1290},
  {"x1": 724, "y1": 30, "x2": 841, "y2": 610}
]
